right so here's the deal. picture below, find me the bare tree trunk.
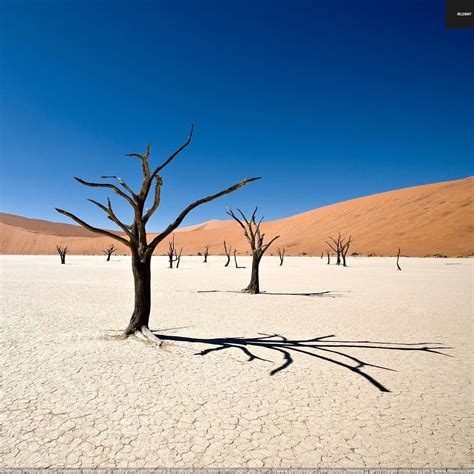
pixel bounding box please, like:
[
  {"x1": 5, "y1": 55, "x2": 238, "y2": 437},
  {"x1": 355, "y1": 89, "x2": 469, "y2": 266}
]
[
  {"x1": 277, "y1": 247, "x2": 285, "y2": 266},
  {"x1": 342, "y1": 253, "x2": 346, "y2": 267},
  {"x1": 327, "y1": 252, "x2": 330, "y2": 264},
  {"x1": 243, "y1": 253, "x2": 260, "y2": 294},
  {"x1": 224, "y1": 241, "x2": 231, "y2": 267},
  {"x1": 106, "y1": 254, "x2": 111, "y2": 262},
  {"x1": 203, "y1": 245, "x2": 209, "y2": 263},
  {"x1": 125, "y1": 253, "x2": 152, "y2": 335},
  {"x1": 397, "y1": 248, "x2": 402, "y2": 271},
  {"x1": 233, "y1": 250, "x2": 243, "y2": 268}
]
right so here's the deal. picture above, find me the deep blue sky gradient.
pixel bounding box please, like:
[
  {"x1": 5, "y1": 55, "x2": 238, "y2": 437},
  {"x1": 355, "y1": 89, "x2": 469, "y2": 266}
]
[{"x1": 0, "y1": 0, "x2": 472, "y2": 231}]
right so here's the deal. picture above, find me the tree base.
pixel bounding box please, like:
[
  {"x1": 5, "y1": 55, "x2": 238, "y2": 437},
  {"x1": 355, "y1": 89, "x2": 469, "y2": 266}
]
[
  {"x1": 124, "y1": 325, "x2": 162, "y2": 347},
  {"x1": 241, "y1": 287, "x2": 259, "y2": 294}
]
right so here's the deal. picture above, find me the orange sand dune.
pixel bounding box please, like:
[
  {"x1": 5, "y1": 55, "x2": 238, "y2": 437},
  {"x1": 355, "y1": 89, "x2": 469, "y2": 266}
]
[{"x1": 1, "y1": 177, "x2": 472, "y2": 256}]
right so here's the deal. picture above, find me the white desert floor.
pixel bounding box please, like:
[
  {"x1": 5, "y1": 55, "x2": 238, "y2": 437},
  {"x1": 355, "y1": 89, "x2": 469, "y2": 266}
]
[{"x1": 0, "y1": 255, "x2": 472, "y2": 468}]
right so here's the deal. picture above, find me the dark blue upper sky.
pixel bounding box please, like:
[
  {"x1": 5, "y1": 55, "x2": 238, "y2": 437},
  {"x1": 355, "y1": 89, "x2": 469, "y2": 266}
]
[{"x1": 1, "y1": 0, "x2": 472, "y2": 230}]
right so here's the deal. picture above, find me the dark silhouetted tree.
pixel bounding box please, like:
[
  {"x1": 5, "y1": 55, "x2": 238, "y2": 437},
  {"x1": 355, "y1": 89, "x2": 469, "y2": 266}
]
[
  {"x1": 227, "y1": 207, "x2": 279, "y2": 294},
  {"x1": 327, "y1": 251, "x2": 331, "y2": 265},
  {"x1": 103, "y1": 243, "x2": 117, "y2": 261},
  {"x1": 56, "y1": 125, "x2": 259, "y2": 343},
  {"x1": 341, "y1": 236, "x2": 353, "y2": 267},
  {"x1": 202, "y1": 244, "x2": 210, "y2": 263},
  {"x1": 167, "y1": 235, "x2": 181, "y2": 269},
  {"x1": 277, "y1": 247, "x2": 285, "y2": 266},
  {"x1": 233, "y1": 250, "x2": 244, "y2": 269},
  {"x1": 223, "y1": 241, "x2": 232, "y2": 267},
  {"x1": 326, "y1": 232, "x2": 344, "y2": 265},
  {"x1": 396, "y1": 247, "x2": 402, "y2": 271},
  {"x1": 56, "y1": 245, "x2": 69, "y2": 264}
]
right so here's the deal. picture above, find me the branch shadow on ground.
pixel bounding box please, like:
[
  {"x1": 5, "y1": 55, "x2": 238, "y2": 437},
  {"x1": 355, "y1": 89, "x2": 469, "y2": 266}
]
[
  {"x1": 197, "y1": 290, "x2": 344, "y2": 298},
  {"x1": 154, "y1": 332, "x2": 452, "y2": 393}
]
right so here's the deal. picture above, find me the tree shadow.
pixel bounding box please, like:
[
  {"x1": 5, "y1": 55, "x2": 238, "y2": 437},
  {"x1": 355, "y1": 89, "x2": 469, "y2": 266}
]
[
  {"x1": 154, "y1": 332, "x2": 452, "y2": 393},
  {"x1": 197, "y1": 290, "x2": 344, "y2": 298}
]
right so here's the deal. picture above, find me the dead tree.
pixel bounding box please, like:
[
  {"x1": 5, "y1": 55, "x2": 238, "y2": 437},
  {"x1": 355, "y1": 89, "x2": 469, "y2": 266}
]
[
  {"x1": 202, "y1": 244, "x2": 210, "y2": 263},
  {"x1": 167, "y1": 236, "x2": 180, "y2": 268},
  {"x1": 326, "y1": 232, "x2": 344, "y2": 265},
  {"x1": 233, "y1": 250, "x2": 244, "y2": 269},
  {"x1": 56, "y1": 124, "x2": 259, "y2": 343},
  {"x1": 227, "y1": 207, "x2": 279, "y2": 294},
  {"x1": 56, "y1": 245, "x2": 69, "y2": 264},
  {"x1": 176, "y1": 247, "x2": 183, "y2": 268},
  {"x1": 341, "y1": 236, "x2": 353, "y2": 267},
  {"x1": 326, "y1": 251, "x2": 331, "y2": 265},
  {"x1": 396, "y1": 248, "x2": 402, "y2": 271},
  {"x1": 103, "y1": 243, "x2": 116, "y2": 261},
  {"x1": 277, "y1": 247, "x2": 285, "y2": 266},
  {"x1": 321, "y1": 251, "x2": 323, "y2": 259},
  {"x1": 223, "y1": 241, "x2": 232, "y2": 267}
]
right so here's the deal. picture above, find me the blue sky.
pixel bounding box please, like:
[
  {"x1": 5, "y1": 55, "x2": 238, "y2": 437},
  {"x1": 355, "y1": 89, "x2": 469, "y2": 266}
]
[{"x1": 0, "y1": 0, "x2": 472, "y2": 231}]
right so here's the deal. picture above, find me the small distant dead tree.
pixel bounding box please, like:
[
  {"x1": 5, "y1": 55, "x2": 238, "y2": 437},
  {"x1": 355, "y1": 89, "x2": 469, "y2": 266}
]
[
  {"x1": 396, "y1": 247, "x2": 402, "y2": 271},
  {"x1": 326, "y1": 251, "x2": 331, "y2": 265},
  {"x1": 277, "y1": 247, "x2": 285, "y2": 266},
  {"x1": 326, "y1": 232, "x2": 352, "y2": 267},
  {"x1": 223, "y1": 241, "x2": 232, "y2": 267},
  {"x1": 202, "y1": 244, "x2": 210, "y2": 263},
  {"x1": 326, "y1": 232, "x2": 343, "y2": 265},
  {"x1": 233, "y1": 250, "x2": 244, "y2": 269},
  {"x1": 56, "y1": 124, "x2": 259, "y2": 343},
  {"x1": 176, "y1": 247, "x2": 183, "y2": 268},
  {"x1": 341, "y1": 236, "x2": 353, "y2": 267},
  {"x1": 227, "y1": 207, "x2": 279, "y2": 294},
  {"x1": 56, "y1": 245, "x2": 69, "y2": 264},
  {"x1": 103, "y1": 243, "x2": 116, "y2": 261},
  {"x1": 321, "y1": 251, "x2": 323, "y2": 259},
  {"x1": 167, "y1": 236, "x2": 182, "y2": 269}
]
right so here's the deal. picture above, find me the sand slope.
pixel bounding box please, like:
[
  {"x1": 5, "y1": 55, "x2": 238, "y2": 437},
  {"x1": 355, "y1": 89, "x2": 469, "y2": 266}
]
[{"x1": 1, "y1": 177, "x2": 472, "y2": 256}]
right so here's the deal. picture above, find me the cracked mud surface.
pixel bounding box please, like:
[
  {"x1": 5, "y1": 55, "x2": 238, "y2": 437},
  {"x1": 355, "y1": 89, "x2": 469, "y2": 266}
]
[{"x1": 1, "y1": 256, "x2": 472, "y2": 468}]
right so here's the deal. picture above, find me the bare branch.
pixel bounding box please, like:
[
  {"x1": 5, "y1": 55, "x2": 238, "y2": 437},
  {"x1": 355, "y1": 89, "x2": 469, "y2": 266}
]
[
  {"x1": 87, "y1": 198, "x2": 135, "y2": 242},
  {"x1": 74, "y1": 177, "x2": 137, "y2": 209},
  {"x1": 149, "y1": 177, "x2": 261, "y2": 250},
  {"x1": 55, "y1": 208, "x2": 131, "y2": 247},
  {"x1": 151, "y1": 124, "x2": 194, "y2": 178},
  {"x1": 100, "y1": 175, "x2": 137, "y2": 200},
  {"x1": 261, "y1": 235, "x2": 280, "y2": 253},
  {"x1": 126, "y1": 144, "x2": 151, "y2": 179},
  {"x1": 143, "y1": 175, "x2": 163, "y2": 223}
]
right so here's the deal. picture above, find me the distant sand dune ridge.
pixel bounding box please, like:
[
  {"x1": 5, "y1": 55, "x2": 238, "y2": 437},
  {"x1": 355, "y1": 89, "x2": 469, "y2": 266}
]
[{"x1": 1, "y1": 177, "x2": 472, "y2": 256}]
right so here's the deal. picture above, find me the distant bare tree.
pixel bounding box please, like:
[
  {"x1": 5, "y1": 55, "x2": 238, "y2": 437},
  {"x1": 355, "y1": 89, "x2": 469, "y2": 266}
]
[
  {"x1": 103, "y1": 243, "x2": 117, "y2": 261},
  {"x1": 202, "y1": 244, "x2": 210, "y2": 263},
  {"x1": 167, "y1": 235, "x2": 181, "y2": 269},
  {"x1": 341, "y1": 236, "x2": 353, "y2": 267},
  {"x1": 176, "y1": 247, "x2": 183, "y2": 268},
  {"x1": 223, "y1": 241, "x2": 232, "y2": 267},
  {"x1": 56, "y1": 245, "x2": 69, "y2": 264},
  {"x1": 227, "y1": 207, "x2": 279, "y2": 294},
  {"x1": 56, "y1": 124, "x2": 259, "y2": 343},
  {"x1": 233, "y1": 250, "x2": 245, "y2": 269},
  {"x1": 326, "y1": 232, "x2": 353, "y2": 267},
  {"x1": 326, "y1": 232, "x2": 344, "y2": 265},
  {"x1": 396, "y1": 247, "x2": 402, "y2": 271},
  {"x1": 321, "y1": 251, "x2": 323, "y2": 259},
  {"x1": 326, "y1": 251, "x2": 331, "y2": 265},
  {"x1": 277, "y1": 247, "x2": 285, "y2": 266}
]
